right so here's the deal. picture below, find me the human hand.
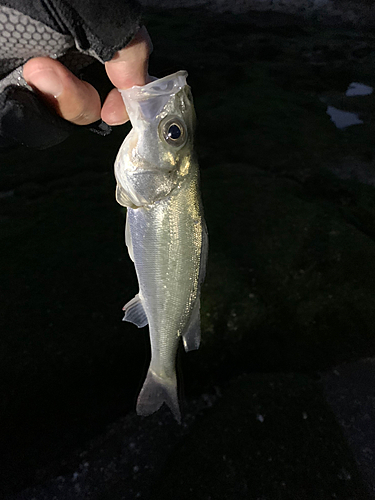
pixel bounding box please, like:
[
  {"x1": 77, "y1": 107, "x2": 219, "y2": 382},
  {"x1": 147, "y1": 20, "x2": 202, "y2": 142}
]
[{"x1": 22, "y1": 26, "x2": 152, "y2": 127}]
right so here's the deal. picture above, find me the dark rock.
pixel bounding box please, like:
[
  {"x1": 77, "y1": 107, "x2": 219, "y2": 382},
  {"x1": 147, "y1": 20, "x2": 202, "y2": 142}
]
[
  {"x1": 15, "y1": 181, "x2": 48, "y2": 199},
  {"x1": 352, "y1": 46, "x2": 374, "y2": 59},
  {"x1": 152, "y1": 374, "x2": 370, "y2": 500}
]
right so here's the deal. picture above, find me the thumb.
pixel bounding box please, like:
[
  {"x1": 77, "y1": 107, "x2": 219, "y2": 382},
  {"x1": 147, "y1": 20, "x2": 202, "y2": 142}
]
[
  {"x1": 105, "y1": 26, "x2": 152, "y2": 89},
  {"x1": 101, "y1": 26, "x2": 152, "y2": 125}
]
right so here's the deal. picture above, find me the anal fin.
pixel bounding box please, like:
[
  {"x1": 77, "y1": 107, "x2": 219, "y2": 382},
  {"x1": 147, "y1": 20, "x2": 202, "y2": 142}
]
[
  {"x1": 123, "y1": 293, "x2": 148, "y2": 328},
  {"x1": 182, "y1": 297, "x2": 201, "y2": 352}
]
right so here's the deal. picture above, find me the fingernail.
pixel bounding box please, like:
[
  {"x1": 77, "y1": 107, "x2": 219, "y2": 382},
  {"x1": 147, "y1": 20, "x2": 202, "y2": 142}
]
[
  {"x1": 27, "y1": 69, "x2": 63, "y2": 98},
  {"x1": 105, "y1": 119, "x2": 129, "y2": 126}
]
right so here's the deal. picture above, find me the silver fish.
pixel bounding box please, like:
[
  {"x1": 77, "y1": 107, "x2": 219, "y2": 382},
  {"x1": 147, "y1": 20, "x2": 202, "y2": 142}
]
[{"x1": 114, "y1": 71, "x2": 208, "y2": 422}]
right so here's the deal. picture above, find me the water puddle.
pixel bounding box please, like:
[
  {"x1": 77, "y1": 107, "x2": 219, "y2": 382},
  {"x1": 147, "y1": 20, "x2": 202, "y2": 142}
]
[
  {"x1": 345, "y1": 82, "x2": 373, "y2": 97},
  {"x1": 326, "y1": 106, "x2": 363, "y2": 129},
  {"x1": 325, "y1": 82, "x2": 372, "y2": 129}
]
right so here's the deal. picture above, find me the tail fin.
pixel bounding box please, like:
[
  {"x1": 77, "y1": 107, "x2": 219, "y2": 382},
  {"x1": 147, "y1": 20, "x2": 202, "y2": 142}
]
[{"x1": 136, "y1": 369, "x2": 181, "y2": 423}]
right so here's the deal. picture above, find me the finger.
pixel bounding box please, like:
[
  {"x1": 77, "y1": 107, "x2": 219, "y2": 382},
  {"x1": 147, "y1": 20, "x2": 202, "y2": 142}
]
[
  {"x1": 102, "y1": 27, "x2": 152, "y2": 126},
  {"x1": 23, "y1": 57, "x2": 101, "y2": 125},
  {"x1": 101, "y1": 74, "x2": 155, "y2": 126},
  {"x1": 101, "y1": 88, "x2": 129, "y2": 125},
  {"x1": 105, "y1": 26, "x2": 152, "y2": 89}
]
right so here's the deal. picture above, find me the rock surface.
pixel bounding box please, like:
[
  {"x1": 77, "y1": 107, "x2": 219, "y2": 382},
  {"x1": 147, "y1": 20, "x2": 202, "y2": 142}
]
[{"x1": 141, "y1": 0, "x2": 375, "y2": 26}]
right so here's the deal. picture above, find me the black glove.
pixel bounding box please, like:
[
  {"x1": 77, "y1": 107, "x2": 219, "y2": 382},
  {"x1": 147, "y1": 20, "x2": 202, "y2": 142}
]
[{"x1": 0, "y1": 0, "x2": 142, "y2": 148}]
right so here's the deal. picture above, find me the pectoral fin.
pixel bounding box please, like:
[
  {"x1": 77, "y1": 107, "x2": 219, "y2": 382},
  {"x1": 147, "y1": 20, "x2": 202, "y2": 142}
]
[
  {"x1": 182, "y1": 297, "x2": 201, "y2": 352},
  {"x1": 123, "y1": 293, "x2": 148, "y2": 328},
  {"x1": 125, "y1": 210, "x2": 134, "y2": 262},
  {"x1": 116, "y1": 183, "x2": 135, "y2": 208}
]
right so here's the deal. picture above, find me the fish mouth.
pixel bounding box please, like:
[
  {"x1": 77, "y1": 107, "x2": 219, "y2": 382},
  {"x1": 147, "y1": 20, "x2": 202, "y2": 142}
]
[
  {"x1": 120, "y1": 71, "x2": 188, "y2": 101},
  {"x1": 119, "y1": 71, "x2": 188, "y2": 122}
]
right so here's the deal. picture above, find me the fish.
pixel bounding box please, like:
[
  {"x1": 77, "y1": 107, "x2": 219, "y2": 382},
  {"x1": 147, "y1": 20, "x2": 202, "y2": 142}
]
[{"x1": 114, "y1": 71, "x2": 208, "y2": 422}]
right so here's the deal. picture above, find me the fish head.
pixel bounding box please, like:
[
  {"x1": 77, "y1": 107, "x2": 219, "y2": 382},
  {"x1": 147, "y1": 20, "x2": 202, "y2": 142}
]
[{"x1": 118, "y1": 71, "x2": 195, "y2": 174}]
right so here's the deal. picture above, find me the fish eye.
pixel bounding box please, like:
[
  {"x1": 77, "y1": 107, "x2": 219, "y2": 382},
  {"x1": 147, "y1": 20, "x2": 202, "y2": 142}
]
[
  {"x1": 159, "y1": 117, "x2": 187, "y2": 148},
  {"x1": 168, "y1": 124, "x2": 182, "y2": 140}
]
